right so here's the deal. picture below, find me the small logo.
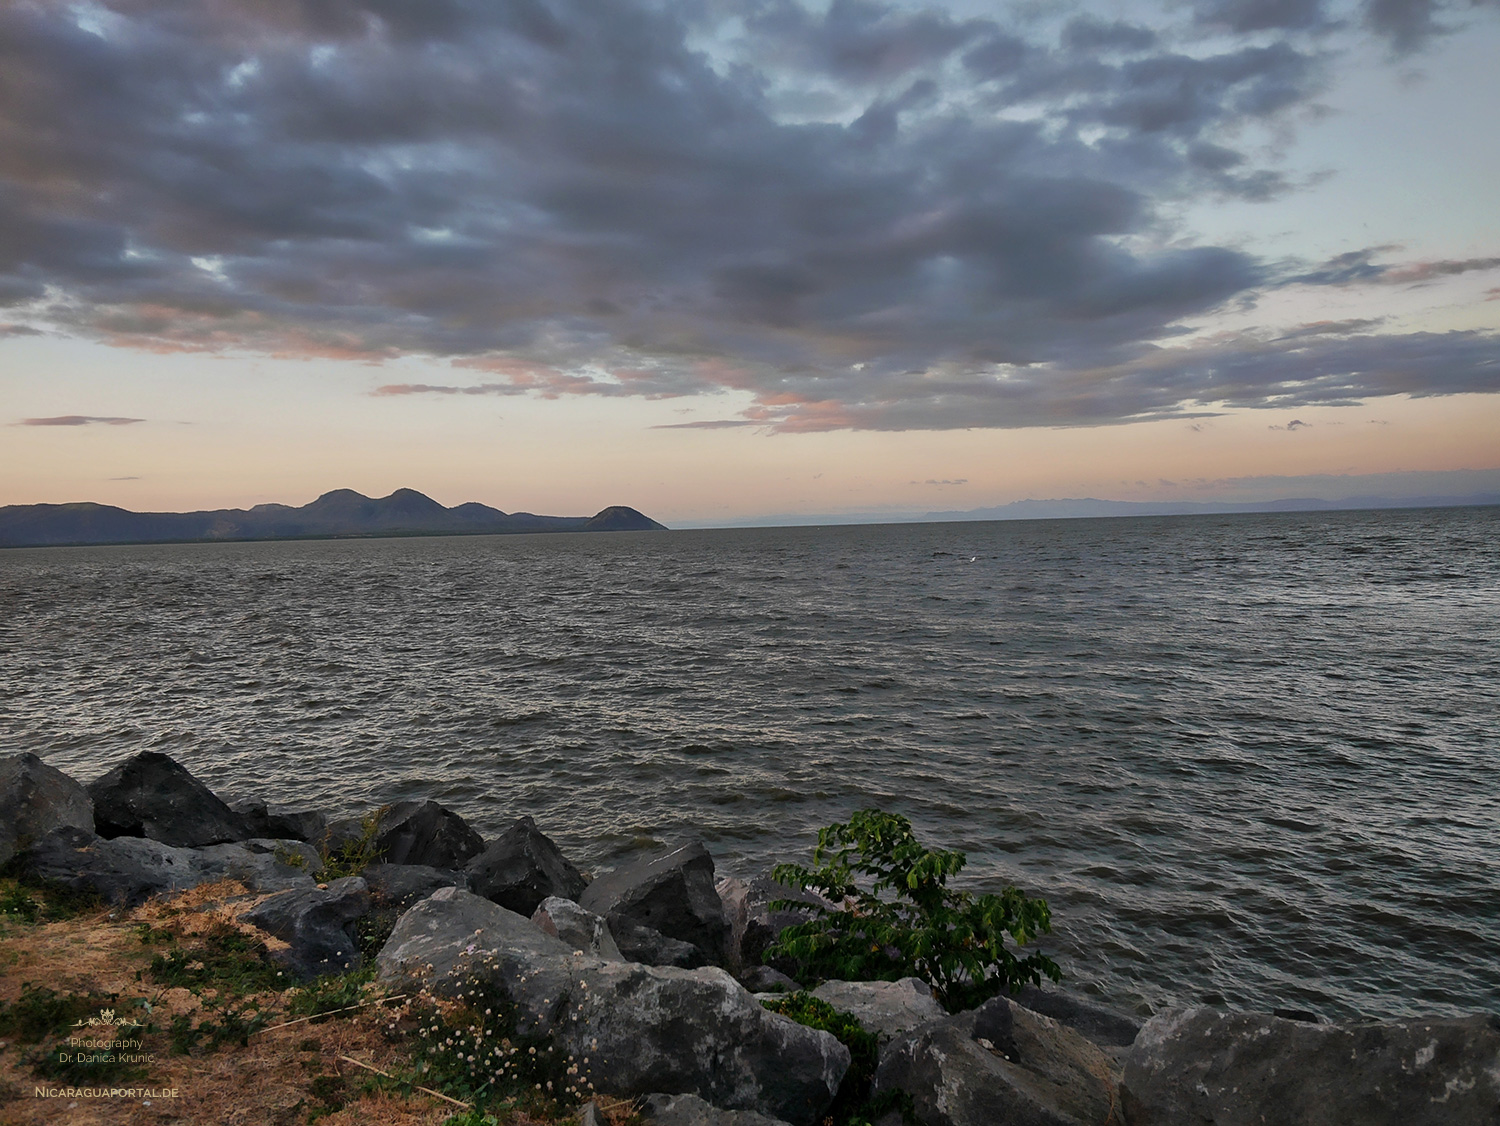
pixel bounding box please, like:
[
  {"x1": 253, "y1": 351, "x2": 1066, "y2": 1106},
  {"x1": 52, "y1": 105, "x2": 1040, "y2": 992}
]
[{"x1": 71, "y1": 1008, "x2": 143, "y2": 1032}]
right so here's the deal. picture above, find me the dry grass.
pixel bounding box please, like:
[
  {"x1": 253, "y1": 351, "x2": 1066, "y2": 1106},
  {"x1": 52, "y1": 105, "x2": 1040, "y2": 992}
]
[{"x1": 0, "y1": 881, "x2": 455, "y2": 1126}]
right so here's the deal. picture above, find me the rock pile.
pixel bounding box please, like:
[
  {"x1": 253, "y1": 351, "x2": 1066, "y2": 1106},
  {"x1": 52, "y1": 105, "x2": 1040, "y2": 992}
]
[{"x1": 5, "y1": 749, "x2": 1498, "y2": 1126}]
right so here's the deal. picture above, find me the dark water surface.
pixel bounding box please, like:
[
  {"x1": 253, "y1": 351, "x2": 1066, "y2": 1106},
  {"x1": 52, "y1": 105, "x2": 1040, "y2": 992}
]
[{"x1": 4, "y1": 506, "x2": 1498, "y2": 1021}]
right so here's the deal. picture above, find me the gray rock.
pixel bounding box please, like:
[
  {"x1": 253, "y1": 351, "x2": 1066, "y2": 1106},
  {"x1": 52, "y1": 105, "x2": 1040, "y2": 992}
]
[
  {"x1": 810, "y1": 978, "x2": 945, "y2": 1042},
  {"x1": 14, "y1": 827, "x2": 317, "y2": 905},
  {"x1": 740, "y1": 966, "x2": 800, "y2": 993},
  {"x1": 640, "y1": 1092, "x2": 795, "y2": 1126},
  {"x1": 374, "y1": 800, "x2": 486, "y2": 870},
  {"x1": 375, "y1": 887, "x2": 579, "y2": 1033},
  {"x1": 720, "y1": 874, "x2": 832, "y2": 971},
  {"x1": 581, "y1": 842, "x2": 729, "y2": 966},
  {"x1": 0, "y1": 752, "x2": 93, "y2": 868},
  {"x1": 1014, "y1": 985, "x2": 1142, "y2": 1049},
  {"x1": 532, "y1": 896, "x2": 623, "y2": 960},
  {"x1": 375, "y1": 888, "x2": 848, "y2": 1125},
  {"x1": 559, "y1": 959, "x2": 848, "y2": 1126},
  {"x1": 466, "y1": 815, "x2": 587, "y2": 915},
  {"x1": 609, "y1": 913, "x2": 708, "y2": 968},
  {"x1": 577, "y1": 1102, "x2": 603, "y2": 1126},
  {"x1": 229, "y1": 798, "x2": 328, "y2": 843},
  {"x1": 244, "y1": 876, "x2": 371, "y2": 980},
  {"x1": 88, "y1": 751, "x2": 251, "y2": 847},
  {"x1": 362, "y1": 863, "x2": 466, "y2": 908},
  {"x1": 875, "y1": 1004, "x2": 1119, "y2": 1126},
  {"x1": 1119, "y1": 1006, "x2": 1500, "y2": 1126}
]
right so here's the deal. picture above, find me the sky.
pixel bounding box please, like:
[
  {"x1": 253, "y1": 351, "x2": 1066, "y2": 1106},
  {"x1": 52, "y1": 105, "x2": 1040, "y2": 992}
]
[{"x1": 2, "y1": 0, "x2": 1497, "y2": 526}]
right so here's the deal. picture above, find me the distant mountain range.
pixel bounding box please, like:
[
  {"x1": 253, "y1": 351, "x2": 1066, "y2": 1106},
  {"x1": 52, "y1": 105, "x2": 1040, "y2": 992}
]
[
  {"x1": 0, "y1": 489, "x2": 667, "y2": 548},
  {"x1": 921, "y1": 492, "x2": 1500, "y2": 522}
]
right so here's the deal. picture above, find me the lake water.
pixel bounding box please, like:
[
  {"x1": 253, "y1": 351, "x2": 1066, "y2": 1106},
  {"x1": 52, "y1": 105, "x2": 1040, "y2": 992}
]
[{"x1": 3, "y1": 506, "x2": 1497, "y2": 1021}]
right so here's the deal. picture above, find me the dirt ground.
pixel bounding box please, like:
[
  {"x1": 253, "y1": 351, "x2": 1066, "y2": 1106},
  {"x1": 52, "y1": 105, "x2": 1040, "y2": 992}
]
[{"x1": 0, "y1": 881, "x2": 457, "y2": 1126}]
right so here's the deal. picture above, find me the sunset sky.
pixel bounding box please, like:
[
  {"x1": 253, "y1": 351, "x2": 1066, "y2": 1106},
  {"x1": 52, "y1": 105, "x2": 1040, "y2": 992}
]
[{"x1": 3, "y1": 0, "x2": 1497, "y2": 526}]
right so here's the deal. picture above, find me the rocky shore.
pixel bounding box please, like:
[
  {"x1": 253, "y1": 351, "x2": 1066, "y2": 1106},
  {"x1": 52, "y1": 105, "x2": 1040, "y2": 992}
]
[{"x1": 4, "y1": 750, "x2": 1498, "y2": 1126}]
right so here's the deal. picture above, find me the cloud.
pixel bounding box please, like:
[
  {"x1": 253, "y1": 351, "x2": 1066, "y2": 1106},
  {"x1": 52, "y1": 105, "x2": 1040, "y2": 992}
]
[
  {"x1": 1378, "y1": 257, "x2": 1500, "y2": 284},
  {"x1": 16, "y1": 415, "x2": 145, "y2": 426},
  {"x1": 915, "y1": 478, "x2": 968, "y2": 485},
  {"x1": 108, "y1": 475, "x2": 142, "y2": 480},
  {"x1": 1269, "y1": 418, "x2": 1311, "y2": 429},
  {"x1": 0, "y1": 0, "x2": 1494, "y2": 433}
]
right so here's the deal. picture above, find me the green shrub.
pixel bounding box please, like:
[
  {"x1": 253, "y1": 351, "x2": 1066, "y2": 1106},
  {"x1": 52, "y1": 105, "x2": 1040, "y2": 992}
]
[{"x1": 766, "y1": 809, "x2": 1060, "y2": 1013}]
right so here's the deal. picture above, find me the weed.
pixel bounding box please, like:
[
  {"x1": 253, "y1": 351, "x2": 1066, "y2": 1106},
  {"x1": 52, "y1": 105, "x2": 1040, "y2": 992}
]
[
  {"x1": 441, "y1": 1111, "x2": 502, "y2": 1126},
  {"x1": 145, "y1": 921, "x2": 286, "y2": 994},
  {"x1": 272, "y1": 842, "x2": 309, "y2": 869},
  {"x1": 0, "y1": 883, "x2": 40, "y2": 923},
  {"x1": 382, "y1": 974, "x2": 585, "y2": 1119},
  {"x1": 0, "y1": 984, "x2": 117, "y2": 1045},
  {"x1": 288, "y1": 965, "x2": 378, "y2": 1021},
  {"x1": 318, "y1": 808, "x2": 387, "y2": 880}
]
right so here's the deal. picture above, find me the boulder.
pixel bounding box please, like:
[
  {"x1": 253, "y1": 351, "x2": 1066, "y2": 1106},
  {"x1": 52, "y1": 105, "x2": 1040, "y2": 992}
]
[
  {"x1": 810, "y1": 978, "x2": 946, "y2": 1042},
  {"x1": 243, "y1": 877, "x2": 372, "y2": 980},
  {"x1": 609, "y1": 914, "x2": 708, "y2": 968},
  {"x1": 740, "y1": 966, "x2": 800, "y2": 993},
  {"x1": 361, "y1": 863, "x2": 466, "y2": 908},
  {"x1": 532, "y1": 896, "x2": 623, "y2": 960},
  {"x1": 15, "y1": 826, "x2": 317, "y2": 906},
  {"x1": 555, "y1": 958, "x2": 849, "y2": 1126},
  {"x1": 580, "y1": 842, "x2": 729, "y2": 965},
  {"x1": 0, "y1": 752, "x2": 93, "y2": 868},
  {"x1": 465, "y1": 815, "x2": 587, "y2": 915},
  {"x1": 875, "y1": 1003, "x2": 1119, "y2": 1126},
  {"x1": 375, "y1": 887, "x2": 579, "y2": 1033},
  {"x1": 640, "y1": 1092, "x2": 795, "y2": 1126},
  {"x1": 229, "y1": 798, "x2": 328, "y2": 843},
  {"x1": 720, "y1": 874, "x2": 832, "y2": 971},
  {"x1": 88, "y1": 751, "x2": 251, "y2": 847},
  {"x1": 376, "y1": 889, "x2": 849, "y2": 1125},
  {"x1": 373, "y1": 800, "x2": 486, "y2": 870},
  {"x1": 1014, "y1": 985, "x2": 1141, "y2": 1049},
  {"x1": 1119, "y1": 1007, "x2": 1500, "y2": 1126}
]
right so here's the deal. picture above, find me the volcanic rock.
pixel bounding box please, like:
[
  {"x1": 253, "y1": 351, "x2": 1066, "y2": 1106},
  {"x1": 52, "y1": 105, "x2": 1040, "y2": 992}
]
[
  {"x1": 88, "y1": 751, "x2": 251, "y2": 847},
  {"x1": 0, "y1": 752, "x2": 93, "y2": 867},
  {"x1": 1118, "y1": 1006, "x2": 1500, "y2": 1126},
  {"x1": 580, "y1": 841, "x2": 728, "y2": 966},
  {"x1": 464, "y1": 815, "x2": 587, "y2": 915}
]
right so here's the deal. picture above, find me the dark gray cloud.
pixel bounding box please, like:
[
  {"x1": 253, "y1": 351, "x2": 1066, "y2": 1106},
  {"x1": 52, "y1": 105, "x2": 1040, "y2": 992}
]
[
  {"x1": 0, "y1": 0, "x2": 1494, "y2": 431},
  {"x1": 16, "y1": 415, "x2": 145, "y2": 426}
]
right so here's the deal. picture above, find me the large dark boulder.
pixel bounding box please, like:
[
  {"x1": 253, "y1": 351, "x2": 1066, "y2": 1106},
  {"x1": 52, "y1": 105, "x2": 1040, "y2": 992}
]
[
  {"x1": 581, "y1": 842, "x2": 729, "y2": 966},
  {"x1": 15, "y1": 826, "x2": 317, "y2": 906},
  {"x1": 361, "y1": 862, "x2": 466, "y2": 909},
  {"x1": 1119, "y1": 1007, "x2": 1500, "y2": 1126},
  {"x1": 874, "y1": 1003, "x2": 1119, "y2": 1126},
  {"x1": 87, "y1": 751, "x2": 250, "y2": 847},
  {"x1": 719, "y1": 873, "x2": 833, "y2": 972},
  {"x1": 375, "y1": 889, "x2": 847, "y2": 1126},
  {"x1": 243, "y1": 876, "x2": 372, "y2": 980},
  {"x1": 372, "y1": 800, "x2": 485, "y2": 869},
  {"x1": 464, "y1": 815, "x2": 587, "y2": 915},
  {"x1": 1013, "y1": 986, "x2": 1142, "y2": 1050},
  {"x1": 0, "y1": 752, "x2": 94, "y2": 867},
  {"x1": 609, "y1": 913, "x2": 708, "y2": 968},
  {"x1": 229, "y1": 798, "x2": 328, "y2": 843}
]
